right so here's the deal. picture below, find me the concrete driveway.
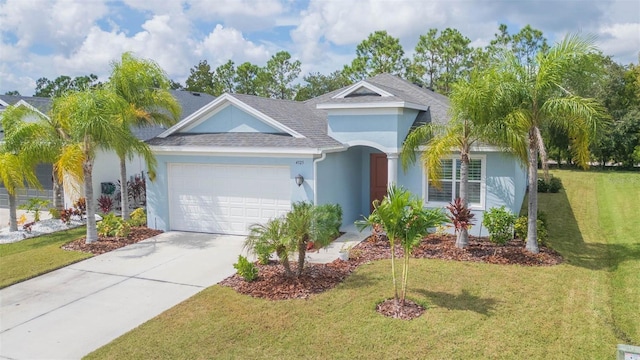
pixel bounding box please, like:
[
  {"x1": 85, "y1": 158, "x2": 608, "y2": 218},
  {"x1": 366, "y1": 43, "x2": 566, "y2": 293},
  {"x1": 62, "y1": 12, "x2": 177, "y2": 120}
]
[{"x1": 0, "y1": 231, "x2": 245, "y2": 360}]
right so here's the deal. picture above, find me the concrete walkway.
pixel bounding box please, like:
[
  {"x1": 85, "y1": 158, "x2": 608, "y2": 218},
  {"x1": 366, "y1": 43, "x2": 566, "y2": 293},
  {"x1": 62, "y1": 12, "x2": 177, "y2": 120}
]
[
  {"x1": 0, "y1": 226, "x2": 371, "y2": 360},
  {"x1": 0, "y1": 231, "x2": 245, "y2": 360}
]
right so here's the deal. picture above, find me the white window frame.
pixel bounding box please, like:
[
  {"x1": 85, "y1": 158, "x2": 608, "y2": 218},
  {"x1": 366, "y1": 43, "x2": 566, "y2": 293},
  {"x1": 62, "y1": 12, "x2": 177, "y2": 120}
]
[{"x1": 422, "y1": 154, "x2": 486, "y2": 210}]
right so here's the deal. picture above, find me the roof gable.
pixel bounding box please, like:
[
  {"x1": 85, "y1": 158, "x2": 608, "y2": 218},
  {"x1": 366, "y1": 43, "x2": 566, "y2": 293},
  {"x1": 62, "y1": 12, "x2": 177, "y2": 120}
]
[
  {"x1": 158, "y1": 93, "x2": 304, "y2": 139},
  {"x1": 332, "y1": 81, "x2": 394, "y2": 99}
]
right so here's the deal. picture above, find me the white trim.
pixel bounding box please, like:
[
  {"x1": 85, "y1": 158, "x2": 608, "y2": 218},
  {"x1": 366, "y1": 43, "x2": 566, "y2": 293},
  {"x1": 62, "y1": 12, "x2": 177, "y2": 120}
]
[
  {"x1": 14, "y1": 100, "x2": 50, "y2": 119},
  {"x1": 150, "y1": 145, "x2": 344, "y2": 157},
  {"x1": 332, "y1": 81, "x2": 394, "y2": 98},
  {"x1": 158, "y1": 93, "x2": 305, "y2": 139},
  {"x1": 0, "y1": 98, "x2": 9, "y2": 106},
  {"x1": 317, "y1": 101, "x2": 428, "y2": 111},
  {"x1": 342, "y1": 140, "x2": 398, "y2": 154},
  {"x1": 322, "y1": 108, "x2": 403, "y2": 116},
  {"x1": 417, "y1": 144, "x2": 503, "y2": 152},
  {"x1": 422, "y1": 154, "x2": 487, "y2": 210}
]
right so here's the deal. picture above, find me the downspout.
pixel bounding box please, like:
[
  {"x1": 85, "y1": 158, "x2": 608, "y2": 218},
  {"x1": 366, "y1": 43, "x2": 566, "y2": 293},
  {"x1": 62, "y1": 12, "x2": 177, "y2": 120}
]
[{"x1": 312, "y1": 151, "x2": 327, "y2": 205}]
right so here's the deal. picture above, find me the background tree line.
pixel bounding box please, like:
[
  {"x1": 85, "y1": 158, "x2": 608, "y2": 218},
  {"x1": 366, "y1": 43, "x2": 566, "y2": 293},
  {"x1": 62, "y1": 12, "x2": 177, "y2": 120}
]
[{"x1": 7, "y1": 24, "x2": 640, "y2": 167}]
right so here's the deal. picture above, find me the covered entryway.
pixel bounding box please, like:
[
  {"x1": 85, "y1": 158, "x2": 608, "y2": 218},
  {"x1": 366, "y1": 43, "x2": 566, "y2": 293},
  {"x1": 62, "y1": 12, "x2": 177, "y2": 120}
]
[{"x1": 167, "y1": 163, "x2": 291, "y2": 235}]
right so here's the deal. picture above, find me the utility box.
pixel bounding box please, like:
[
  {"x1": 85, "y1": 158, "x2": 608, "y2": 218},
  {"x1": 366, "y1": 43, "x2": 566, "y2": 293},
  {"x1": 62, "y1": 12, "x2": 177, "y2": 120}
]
[
  {"x1": 618, "y1": 344, "x2": 640, "y2": 360},
  {"x1": 101, "y1": 182, "x2": 116, "y2": 195}
]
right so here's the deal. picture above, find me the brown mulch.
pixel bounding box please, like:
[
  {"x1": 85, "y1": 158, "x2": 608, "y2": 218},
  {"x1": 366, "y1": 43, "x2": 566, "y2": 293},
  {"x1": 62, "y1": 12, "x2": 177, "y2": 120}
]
[
  {"x1": 61, "y1": 226, "x2": 163, "y2": 255},
  {"x1": 221, "y1": 233, "x2": 564, "y2": 320},
  {"x1": 376, "y1": 298, "x2": 425, "y2": 320}
]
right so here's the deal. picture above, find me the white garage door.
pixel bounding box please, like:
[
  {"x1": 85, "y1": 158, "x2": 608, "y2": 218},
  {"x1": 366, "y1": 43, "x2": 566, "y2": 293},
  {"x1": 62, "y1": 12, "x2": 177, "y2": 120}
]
[{"x1": 168, "y1": 163, "x2": 292, "y2": 235}]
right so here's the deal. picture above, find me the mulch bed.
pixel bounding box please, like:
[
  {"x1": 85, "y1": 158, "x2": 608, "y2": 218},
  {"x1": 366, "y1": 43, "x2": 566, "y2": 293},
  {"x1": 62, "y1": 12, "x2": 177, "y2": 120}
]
[
  {"x1": 220, "y1": 233, "x2": 564, "y2": 320},
  {"x1": 61, "y1": 226, "x2": 163, "y2": 255},
  {"x1": 61, "y1": 227, "x2": 564, "y2": 320}
]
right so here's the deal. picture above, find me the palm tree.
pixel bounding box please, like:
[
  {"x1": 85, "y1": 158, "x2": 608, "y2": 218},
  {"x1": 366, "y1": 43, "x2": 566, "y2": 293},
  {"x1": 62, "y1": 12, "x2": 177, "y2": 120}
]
[
  {"x1": 108, "y1": 52, "x2": 180, "y2": 219},
  {"x1": 1, "y1": 104, "x2": 76, "y2": 213},
  {"x1": 488, "y1": 34, "x2": 609, "y2": 253},
  {"x1": 245, "y1": 217, "x2": 294, "y2": 277},
  {"x1": 400, "y1": 70, "x2": 525, "y2": 249},
  {"x1": 286, "y1": 202, "x2": 339, "y2": 276},
  {"x1": 356, "y1": 185, "x2": 447, "y2": 310},
  {"x1": 1, "y1": 105, "x2": 42, "y2": 231},
  {"x1": 51, "y1": 88, "x2": 150, "y2": 243}
]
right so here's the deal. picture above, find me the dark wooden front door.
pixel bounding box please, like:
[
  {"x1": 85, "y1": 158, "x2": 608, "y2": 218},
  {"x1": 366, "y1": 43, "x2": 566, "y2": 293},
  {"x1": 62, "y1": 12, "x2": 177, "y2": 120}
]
[{"x1": 370, "y1": 153, "x2": 388, "y2": 212}]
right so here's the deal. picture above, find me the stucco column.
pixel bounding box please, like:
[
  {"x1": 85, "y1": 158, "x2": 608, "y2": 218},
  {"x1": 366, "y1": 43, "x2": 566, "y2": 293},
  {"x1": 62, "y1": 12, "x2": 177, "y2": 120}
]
[{"x1": 387, "y1": 153, "x2": 398, "y2": 186}]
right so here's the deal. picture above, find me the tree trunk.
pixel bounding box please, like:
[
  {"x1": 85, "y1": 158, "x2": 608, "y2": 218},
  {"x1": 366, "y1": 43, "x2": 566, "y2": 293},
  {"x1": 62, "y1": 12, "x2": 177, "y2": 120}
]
[
  {"x1": 84, "y1": 159, "x2": 99, "y2": 244},
  {"x1": 297, "y1": 237, "x2": 307, "y2": 276},
  {"x1": 52, "y1": 170, "x2": 64, "y2": 212},
  {"x1": 526, "y1": 129, "x2": 540, "y2": 254},
  {"x1": 119, "y1": 155, "x2": 130, "y2": 220},
  {"x1": 8, "y1": 192, "x2": 18, "y2": 232},
  {"x1": 276, "y1": 246, "x2": 293, "y2": 277},
  {"x1": 456, "y1": 153, "x2": 470, "y2": 248}
]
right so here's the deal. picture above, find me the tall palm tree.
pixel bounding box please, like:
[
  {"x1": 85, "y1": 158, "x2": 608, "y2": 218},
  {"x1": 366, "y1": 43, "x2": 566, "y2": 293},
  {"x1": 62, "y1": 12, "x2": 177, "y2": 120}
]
[
  {"x1": 51, "y1": 88, "x2": 150, "y2": 243},
  {"x1": 1, "y1": 104, "x2": 75, "y2": 213},
  {"x1": 400, "y1": 71, "x2": 525, "y2": 249},
  {"x1": 489, "y1": 34, "x2": 609, "y2": 253},
  {"x1": 108, "y1": 52, "x2": 180, "y2": 219},
  {"x1": 0, "y1": 105, "x2": 41, "y2": 231}
]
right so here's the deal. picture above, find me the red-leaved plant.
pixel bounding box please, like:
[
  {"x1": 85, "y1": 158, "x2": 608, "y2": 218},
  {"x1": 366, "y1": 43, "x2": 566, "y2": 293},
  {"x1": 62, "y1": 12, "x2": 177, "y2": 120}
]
[
  {"x1": 446, "y1": 197, "x2": 475, "y2": 233},
  {"x1": 97, "y1": 195, "x2": 114, "y2": 214}
]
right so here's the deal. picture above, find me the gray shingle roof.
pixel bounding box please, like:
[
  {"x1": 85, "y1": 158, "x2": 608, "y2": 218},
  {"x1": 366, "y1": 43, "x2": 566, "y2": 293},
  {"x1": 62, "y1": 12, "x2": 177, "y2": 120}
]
[
  {"x1": 147, "y1": 132, "x2": 318, "y2": 148},
  {"x1": 132, "y1": 90, "x2": 216, "y2": 141},
  {"x1": 0, "y1": 95, "x2": 52, "y2": 114},
  {"x1": 149, "y1": 74, "x2": 451, "y2": 150},
  {"x1": 306, "y1": 73, "x2": 450, "y2": 125}
]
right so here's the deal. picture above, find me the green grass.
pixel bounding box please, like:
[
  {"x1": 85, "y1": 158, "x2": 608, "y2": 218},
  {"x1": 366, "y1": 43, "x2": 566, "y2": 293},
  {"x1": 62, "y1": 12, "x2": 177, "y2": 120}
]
[
  {"x1": 0, "y1": 227, "x2": 91, "y2": 288},
  {"x1": 86, "y1": 170, "x2": 639, "y2": 359}
]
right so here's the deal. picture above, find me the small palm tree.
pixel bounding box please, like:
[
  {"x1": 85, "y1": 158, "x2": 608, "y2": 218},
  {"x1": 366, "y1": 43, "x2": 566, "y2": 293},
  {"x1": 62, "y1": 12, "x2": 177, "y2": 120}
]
[
  {"x1": 356, "y1": 185, "x2": 447, "y2": 309},
  {"x1": 286, "y1": 202, "x2": 339, "y2": 276},
  {"x1": 108, "y1": 52, "x2": 181, "y2": 219},
  {"x1": 245, "y1": 217, "x2": 294, "y2": 277}
]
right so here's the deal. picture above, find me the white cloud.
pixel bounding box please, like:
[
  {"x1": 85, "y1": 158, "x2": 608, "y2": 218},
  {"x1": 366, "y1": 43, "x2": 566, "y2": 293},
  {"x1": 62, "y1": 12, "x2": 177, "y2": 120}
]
[
  {"x1": 187, "y1": 0, "x2": 286, "y2": 31},
  {"x1": 598, "y1": 23, "x2": 640, "y2": 64},
  {"x1": 196, "y1": 24, "x2": 271, "y2": 66},
  {"x1": 0, "y1": 0, "x2": 109, "y2": 52}
]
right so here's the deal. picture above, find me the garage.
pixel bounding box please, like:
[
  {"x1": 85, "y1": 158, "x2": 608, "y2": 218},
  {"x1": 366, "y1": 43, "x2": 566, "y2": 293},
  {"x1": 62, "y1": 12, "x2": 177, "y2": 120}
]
[{"x1": 167, "y1": 163, "x2": 292, "y2": 235}]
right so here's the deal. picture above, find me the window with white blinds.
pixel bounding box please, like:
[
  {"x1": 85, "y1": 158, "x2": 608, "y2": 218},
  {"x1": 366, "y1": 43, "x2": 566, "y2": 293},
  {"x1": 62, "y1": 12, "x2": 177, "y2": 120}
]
[{"x1": 426, "y1": 156, "x2": 485, "y2": 207}]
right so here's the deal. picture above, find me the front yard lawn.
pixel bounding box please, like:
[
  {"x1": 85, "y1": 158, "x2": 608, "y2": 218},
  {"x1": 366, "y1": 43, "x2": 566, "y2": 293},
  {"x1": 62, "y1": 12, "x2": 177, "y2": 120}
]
[
  {"x1": 86, "y1": 170, "x2": 639, "y2": 359},
  {"x1": 0, "y1": 227, "x2": 90, "y2": 288}
]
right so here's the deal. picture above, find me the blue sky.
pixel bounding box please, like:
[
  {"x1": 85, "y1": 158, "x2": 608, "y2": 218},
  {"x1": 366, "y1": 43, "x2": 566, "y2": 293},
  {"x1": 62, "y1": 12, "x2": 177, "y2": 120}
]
[{"x1": 1, "y1": 0, "x2": 639, "y2": 96}]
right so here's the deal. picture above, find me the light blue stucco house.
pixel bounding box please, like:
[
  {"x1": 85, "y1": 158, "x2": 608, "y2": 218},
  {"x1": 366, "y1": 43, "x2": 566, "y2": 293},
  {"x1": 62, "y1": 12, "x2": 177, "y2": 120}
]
[{"x1": 146, "y1": 73, "x2": 527, "y2": 236}]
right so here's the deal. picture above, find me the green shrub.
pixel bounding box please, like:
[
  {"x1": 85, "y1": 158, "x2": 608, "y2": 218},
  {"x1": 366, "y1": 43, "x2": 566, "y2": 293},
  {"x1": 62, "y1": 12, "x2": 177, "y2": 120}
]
[
  {"x1": 233, "y1": 255, "x2": 258, "y2": 282},
  {"x1": 514, "y1": 216, "x2": 548, "y2": 246},
  {"x1": 129, "y1": 208, "x2": 147, "y2": 227},
  {"x1": 537, "y1": 178, "x2": 549, "y2": 192},
  {"x1": 315, "y1": 203, "x2": 343, "y2": 237},
  {"x1": 538, "y1": 176, "x2": 563, "y2": 193},
  {"x1": 482, "y1": 206, "x2": 516, "y2": 245},
  {"x1": 48, "y1": 208, "x2": 61, "y2": 219},
  {"x1": 98, "y1": 213, "x2": 130, "y2": 238},
  {"x1": 253, "y1": 241, "x2": 273, "y2": 265},
  {"x1": 548, "y1": 177, "x2": 563, "y2": 193}
]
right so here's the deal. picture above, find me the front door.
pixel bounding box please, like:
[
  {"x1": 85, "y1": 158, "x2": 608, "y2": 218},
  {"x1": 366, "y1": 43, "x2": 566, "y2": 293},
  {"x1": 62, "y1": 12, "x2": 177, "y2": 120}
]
[{"x1": 370, "y1": 153, "x2": 388, "y2": 212}]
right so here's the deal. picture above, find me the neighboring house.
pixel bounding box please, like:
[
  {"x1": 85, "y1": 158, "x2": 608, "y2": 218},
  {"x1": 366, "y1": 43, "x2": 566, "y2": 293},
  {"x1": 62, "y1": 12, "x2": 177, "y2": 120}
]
[
  {"x1": 0, "y1": 90, "x2": 216, "y2": 210},
  {"x1": 0, "y1": 95, "x2": 54, "y2": 208},
  {"x1": 146, "y1": 73, "x2": 527, "y2": 236}
]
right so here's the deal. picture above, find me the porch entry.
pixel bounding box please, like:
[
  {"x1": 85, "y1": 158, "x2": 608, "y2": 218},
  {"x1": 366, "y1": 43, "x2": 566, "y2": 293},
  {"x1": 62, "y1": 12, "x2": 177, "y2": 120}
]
[{"x1": 369, "y1": 153, "x2": 388, "y2": 212}]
